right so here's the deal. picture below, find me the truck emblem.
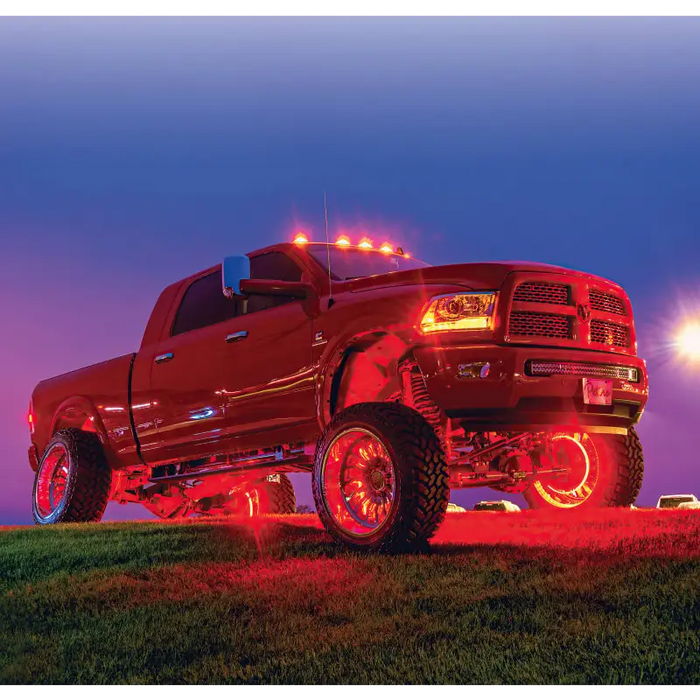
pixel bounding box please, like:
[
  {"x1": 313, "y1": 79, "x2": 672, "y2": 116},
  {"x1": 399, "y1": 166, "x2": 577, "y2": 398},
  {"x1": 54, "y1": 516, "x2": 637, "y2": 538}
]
[{"x1": 577, "y1": 303, "x2": 591, "y2": 322}]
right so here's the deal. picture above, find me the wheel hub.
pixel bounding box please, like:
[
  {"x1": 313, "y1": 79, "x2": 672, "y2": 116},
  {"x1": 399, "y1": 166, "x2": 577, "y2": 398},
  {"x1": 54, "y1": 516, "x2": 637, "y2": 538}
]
[{"x1": 369, "y1": 465, "x2": 388, "y2": 491}]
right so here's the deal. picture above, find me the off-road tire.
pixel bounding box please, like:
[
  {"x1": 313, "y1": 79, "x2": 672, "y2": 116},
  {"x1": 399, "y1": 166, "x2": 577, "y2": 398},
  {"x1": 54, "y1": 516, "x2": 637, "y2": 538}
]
[
  {"x1": 313, "y1": 402, "x2": 450, "y2": 552},
  {"x1": 257, "y1": 473, "x2": 296, "y2": 514},
  {"x1": 524, "y1": 427, "x2": 644, "y2": 510},
  {"x1": 32, "y1": 428, "x2": 112, "y2": 525}
]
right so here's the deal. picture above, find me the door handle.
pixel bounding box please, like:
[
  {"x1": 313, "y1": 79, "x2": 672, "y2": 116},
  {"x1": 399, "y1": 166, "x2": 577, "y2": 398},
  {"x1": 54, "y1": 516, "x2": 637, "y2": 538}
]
[
  {"x1": 225, "y1": 330, "x2": 249, "y2": 343},
  {"x1": 155, "y1": 352, "x2": 174, "y2": 364}
]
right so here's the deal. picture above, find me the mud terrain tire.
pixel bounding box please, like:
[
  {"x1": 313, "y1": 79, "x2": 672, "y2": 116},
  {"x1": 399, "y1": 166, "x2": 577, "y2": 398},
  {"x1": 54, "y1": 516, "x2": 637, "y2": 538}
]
[{"x1": 257, "y1": 473, "x2": 296, "y2": 514}]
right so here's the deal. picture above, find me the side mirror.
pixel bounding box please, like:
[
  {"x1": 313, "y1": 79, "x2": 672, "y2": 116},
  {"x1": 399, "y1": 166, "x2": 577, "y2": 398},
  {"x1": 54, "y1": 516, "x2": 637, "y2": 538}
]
[
  {"x1": 239, "y1": 279, "x2": 315, "y2": 300},
  {"x1": 222, "y1": 256, "x2": 250, "y2": 298}
]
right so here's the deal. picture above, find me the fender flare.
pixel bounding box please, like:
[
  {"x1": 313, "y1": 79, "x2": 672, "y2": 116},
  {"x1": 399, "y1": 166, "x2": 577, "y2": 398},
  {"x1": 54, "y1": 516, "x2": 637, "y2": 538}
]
[
  {"x1": 47, "y1": 396, "x2": 114, "y2": 463},
  {"x1": 316, "y1": 330, "x2": 412, "y2": 427}
]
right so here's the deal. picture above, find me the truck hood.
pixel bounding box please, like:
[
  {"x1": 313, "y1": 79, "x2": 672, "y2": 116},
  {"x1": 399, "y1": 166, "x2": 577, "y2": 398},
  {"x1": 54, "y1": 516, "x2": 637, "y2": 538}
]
[{"x1": 346, "y1": 260, "x2": 613, "y2": 293}]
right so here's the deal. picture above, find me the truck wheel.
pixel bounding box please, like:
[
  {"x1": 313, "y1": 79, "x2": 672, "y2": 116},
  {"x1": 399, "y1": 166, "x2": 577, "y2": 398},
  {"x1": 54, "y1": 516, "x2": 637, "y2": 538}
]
[
  {"x1": 312, "y1": 403, "x2": 450, "y2": 552},
  {"x1": 524, "y1": 427, "x2": 644, "y2": 510},
  {"x1": 32, "y1": 428, "x2": 112, "y2": 525}
]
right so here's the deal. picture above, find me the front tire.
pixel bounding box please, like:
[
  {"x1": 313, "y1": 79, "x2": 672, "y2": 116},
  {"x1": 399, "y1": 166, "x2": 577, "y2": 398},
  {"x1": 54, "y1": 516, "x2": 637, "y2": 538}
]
[
  {"x1": 524, "y1": 427, "x2": 644, "y2": 510},
  {"x1": 313, "y1": 403, "x2": 450, "y2": 552},
  {"x1": 32, "y1": 428, "x2": 112, "y2": 525}
]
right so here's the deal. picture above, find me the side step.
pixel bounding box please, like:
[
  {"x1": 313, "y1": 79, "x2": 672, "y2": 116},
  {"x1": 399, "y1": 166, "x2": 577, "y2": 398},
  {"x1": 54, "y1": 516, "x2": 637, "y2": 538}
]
[{"x1": 148, "y1": 447, "x2": 313, "y2": 484}]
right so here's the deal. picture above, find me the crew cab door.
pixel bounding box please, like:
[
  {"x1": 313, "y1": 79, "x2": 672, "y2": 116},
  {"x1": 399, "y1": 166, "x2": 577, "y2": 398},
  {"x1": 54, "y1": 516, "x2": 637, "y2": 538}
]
[{"x1": 142, "y1": 253, "x2": 316, "y2": 464}]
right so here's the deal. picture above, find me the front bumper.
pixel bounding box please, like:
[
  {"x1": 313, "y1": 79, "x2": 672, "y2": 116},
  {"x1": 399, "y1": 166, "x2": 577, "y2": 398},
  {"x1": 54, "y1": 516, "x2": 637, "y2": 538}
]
[{"x1": 414, "y1": 344, "x2": 648, "y2": 434}]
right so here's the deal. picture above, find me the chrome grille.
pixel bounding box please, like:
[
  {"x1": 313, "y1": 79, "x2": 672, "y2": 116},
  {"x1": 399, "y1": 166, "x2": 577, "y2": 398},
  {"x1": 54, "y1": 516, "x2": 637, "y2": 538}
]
[
  {"x1": 513, "y1": 282, "x2": 570, "y2": 306},
  {"x1": 589, "y1": 289, "x2": 626, "y2": 316},
  {"x1": 591, "y1": 320, "x2": 629, "y2": 348},
  {"x1": 509, "y1": 312, "x2": 572, "y2": 339},
  {"x1": 527, "y1": 361, "x2": 639, "y2": 382}
]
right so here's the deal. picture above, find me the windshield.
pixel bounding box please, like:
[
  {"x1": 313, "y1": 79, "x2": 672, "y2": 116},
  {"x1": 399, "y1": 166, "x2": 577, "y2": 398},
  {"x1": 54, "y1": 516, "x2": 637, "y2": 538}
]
[
  {"x1": 306, "y1": 244, "x2": 430, "y2": 281},
  {"x1": 659, "y1": 496, "x2": 694, "y2": 508}
]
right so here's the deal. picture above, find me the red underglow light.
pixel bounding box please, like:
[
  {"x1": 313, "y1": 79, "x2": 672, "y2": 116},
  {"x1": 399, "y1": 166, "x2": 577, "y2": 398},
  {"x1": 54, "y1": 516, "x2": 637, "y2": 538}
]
[
  {"x1": 358, "y1": 238, "x2": 373, "y2": 249},
  {"x1": 335, "y1": 235, "x2": 351, "y2": 247},
  {"x1": 379, "y1": 243, "x2": 393, "y2": 254},
  {"x1": 293, "y1": 232, "x2": 309, "y2": 245}
]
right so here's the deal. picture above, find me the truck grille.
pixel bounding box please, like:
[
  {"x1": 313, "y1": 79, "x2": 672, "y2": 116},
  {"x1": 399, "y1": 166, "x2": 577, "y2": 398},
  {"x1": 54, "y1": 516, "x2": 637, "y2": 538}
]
[
  {"x1": 513, "y1": 282, "x2": 570, "y2": 306},
  {"x1": 509, "y1": 312, "x2": 572, "y2": 339},
  {"x1": 590, "y1": 320, "x2": 629, "y2": 348},
  {"x1": 505, "y1": 274, "x2": 635, "y2": 354},
  {"x1": 589, "y1": 289, "x2": 626, "y2": 316},
  {"x1": 526, "y1": 360, "x2": 639, "y2": 382}
]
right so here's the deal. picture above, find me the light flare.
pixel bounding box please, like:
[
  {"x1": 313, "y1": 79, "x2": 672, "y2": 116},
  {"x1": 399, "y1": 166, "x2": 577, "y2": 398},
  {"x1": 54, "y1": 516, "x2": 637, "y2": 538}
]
[{"x1": 675, "y1": 321, "x2": 700, "y2": 362}]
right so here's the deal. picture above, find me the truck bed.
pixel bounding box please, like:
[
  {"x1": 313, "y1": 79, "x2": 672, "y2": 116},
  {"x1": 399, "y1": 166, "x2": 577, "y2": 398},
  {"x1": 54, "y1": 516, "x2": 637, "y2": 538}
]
[{"x1": 31, "y1": 353, "x2": 139, "y2": 469}]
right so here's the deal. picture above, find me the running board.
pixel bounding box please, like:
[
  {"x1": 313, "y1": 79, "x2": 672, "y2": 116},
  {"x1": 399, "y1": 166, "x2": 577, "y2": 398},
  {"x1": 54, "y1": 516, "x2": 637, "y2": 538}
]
[{"x1": 149, "y1": 455, "x2": 304, "y2": 484}]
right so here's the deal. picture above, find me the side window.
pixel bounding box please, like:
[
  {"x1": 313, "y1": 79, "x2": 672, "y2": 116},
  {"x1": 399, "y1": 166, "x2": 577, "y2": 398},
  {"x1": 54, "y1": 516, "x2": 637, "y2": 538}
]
[
  {"x1": 247, "y1": 252, "x2": 303, "y2": 314},
  {"x1": 172, "y1": 271, "x2": 240, "y2": 336}
]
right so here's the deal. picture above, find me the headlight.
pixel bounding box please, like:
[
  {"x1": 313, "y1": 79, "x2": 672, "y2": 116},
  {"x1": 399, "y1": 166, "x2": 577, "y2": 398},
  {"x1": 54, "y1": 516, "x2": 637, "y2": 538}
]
[{"x1": 419, "y1": 292, "x2": 497, "y2": 333}]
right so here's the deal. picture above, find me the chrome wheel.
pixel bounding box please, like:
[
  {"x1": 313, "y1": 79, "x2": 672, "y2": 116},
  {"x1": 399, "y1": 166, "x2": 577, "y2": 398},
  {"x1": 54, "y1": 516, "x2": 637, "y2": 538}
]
[
  {"x1": 34, "y1": 444, "x2": 70, "y2": 518},
  {"x1": 321, "y1": 428, "x2": 396, "y2": 536},
  {"x1": 532, "y1": 433, "x2": 601, "y2": 508}
]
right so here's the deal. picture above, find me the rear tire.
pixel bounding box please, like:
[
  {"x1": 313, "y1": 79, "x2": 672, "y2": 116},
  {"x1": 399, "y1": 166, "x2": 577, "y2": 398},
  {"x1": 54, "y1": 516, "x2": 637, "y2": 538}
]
[
  {"x1": 32, "y1": 428, "x2": 112, "y2": 525},
  {"x1": 189, "y1": 473, "x2": 297, "y2": 517},
  {"x1": 524, "y1": 427, "x2": 644, "y2": 510},
  {"x1": 256, "y1": 474, "x2": 297, "y2": 514},
  {"x1": 313, "y1": 403, "x2": 450, "y2": 552}
]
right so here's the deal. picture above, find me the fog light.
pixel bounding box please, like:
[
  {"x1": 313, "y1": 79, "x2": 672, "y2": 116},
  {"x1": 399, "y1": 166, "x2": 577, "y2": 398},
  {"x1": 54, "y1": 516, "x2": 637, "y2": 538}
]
[{"x1": 457, "y1": 362, "x2": 491, "y2": 379}]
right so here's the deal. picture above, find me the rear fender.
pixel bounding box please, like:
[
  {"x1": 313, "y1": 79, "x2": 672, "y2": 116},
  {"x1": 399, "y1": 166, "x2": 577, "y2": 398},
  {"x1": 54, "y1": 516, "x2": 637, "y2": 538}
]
[{"x1": 47, "y1": 397, "x2": 115, "y2": 465}]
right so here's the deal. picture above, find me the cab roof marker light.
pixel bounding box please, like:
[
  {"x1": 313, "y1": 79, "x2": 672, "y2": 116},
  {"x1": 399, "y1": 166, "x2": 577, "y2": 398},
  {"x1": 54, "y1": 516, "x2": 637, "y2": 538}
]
[
  {"x1": 358, "y1": 238, "x2": 373, "y2": 249},
  {"x1": 335, "y1": 235, "x2": 351, "y2": 247},
  {"x1": 379, "y1": 243, "x2": 393, "y2": 254},
  {"x1": 293, "y1": 233, "x2": 309, "y2": 245}
]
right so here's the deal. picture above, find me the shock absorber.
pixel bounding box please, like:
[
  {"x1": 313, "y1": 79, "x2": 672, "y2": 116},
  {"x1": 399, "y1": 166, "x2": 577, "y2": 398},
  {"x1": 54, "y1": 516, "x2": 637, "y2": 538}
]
[{"x1": 399, "y1": 357, "x2": 446, "y2": 448}]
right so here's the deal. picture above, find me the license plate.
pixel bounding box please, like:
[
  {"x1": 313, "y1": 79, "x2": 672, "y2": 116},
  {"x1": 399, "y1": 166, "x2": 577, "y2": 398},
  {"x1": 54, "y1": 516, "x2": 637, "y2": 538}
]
[{"x1": 582, "y1": 378, "x2": 613, "y2": 406}]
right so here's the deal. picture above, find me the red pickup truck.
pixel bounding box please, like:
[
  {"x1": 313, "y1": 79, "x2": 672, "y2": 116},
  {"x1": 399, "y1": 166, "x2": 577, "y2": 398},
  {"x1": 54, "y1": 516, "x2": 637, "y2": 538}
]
[{"x1": 28, "y1": 235, "x2": 648, "y2": 551}]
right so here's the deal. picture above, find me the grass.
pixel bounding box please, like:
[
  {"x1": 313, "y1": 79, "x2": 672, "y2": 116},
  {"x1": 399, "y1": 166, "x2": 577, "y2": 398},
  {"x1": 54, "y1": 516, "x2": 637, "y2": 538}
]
[{"x1": 1, "y1": 509, "x2": 699, "y2": 684}]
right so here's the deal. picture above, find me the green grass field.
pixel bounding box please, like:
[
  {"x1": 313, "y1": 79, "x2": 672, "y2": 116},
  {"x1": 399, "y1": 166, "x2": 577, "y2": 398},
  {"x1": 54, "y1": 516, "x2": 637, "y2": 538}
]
[{"x1": 1, "y1": 510, "x2": 699, "y2": 684}]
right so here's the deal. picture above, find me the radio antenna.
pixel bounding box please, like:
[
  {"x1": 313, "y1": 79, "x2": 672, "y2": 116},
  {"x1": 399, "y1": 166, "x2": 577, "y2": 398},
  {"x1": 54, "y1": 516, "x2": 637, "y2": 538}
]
[{"x1": 324, "y1": 191, "x2": 334, "y2": 307}]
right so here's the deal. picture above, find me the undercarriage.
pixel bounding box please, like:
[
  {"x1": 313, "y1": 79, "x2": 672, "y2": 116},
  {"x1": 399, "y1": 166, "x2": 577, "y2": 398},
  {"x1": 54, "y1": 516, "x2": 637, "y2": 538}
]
[{"x1": 110, "y1": 353, "x2": 642, "y2": 516}]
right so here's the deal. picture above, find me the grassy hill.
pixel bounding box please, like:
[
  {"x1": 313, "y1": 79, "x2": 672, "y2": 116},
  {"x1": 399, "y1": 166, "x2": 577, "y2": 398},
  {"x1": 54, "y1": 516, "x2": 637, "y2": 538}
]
[{"x1": 1, "y1": 509, "x2": 699, "y2": 684}]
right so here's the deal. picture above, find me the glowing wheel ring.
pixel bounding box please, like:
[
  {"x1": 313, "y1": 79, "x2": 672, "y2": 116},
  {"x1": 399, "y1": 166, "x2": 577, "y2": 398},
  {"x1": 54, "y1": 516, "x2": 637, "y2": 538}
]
[
  {"x1": 321, "y1": 427, "x2": 397, "y2": 537},
  {"x1": 34, "y1": 444, "x2": 71, "y2": 518},
  {"x1": 533, "y1": 433, "x2": 600, "y2": 509}
]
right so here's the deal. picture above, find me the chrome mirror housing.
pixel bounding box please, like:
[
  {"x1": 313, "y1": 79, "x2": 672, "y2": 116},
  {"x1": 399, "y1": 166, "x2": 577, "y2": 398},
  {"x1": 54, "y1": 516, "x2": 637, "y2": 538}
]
[{"x1": 222, "y1": 255, "x2": 250, "y2": 298}]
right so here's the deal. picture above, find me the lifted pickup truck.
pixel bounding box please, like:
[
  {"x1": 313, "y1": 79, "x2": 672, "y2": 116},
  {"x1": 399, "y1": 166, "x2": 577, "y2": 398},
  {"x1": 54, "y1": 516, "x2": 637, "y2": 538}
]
[{"x1": 28, "y1": 235, "x2": 648, "y2": 551}]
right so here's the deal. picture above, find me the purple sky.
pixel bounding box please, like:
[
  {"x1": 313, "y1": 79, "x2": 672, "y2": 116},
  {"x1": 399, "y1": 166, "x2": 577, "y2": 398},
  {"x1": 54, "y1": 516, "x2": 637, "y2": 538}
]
[{"x1": 1, "y1": 18, "x2": 700, "y2": 523}]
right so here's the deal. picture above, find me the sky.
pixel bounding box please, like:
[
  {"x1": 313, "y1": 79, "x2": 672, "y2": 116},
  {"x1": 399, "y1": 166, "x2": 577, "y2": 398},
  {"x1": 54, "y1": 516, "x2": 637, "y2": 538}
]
[{"x1": 1, "y1": 17, "x2": 700, "y2": 524}]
